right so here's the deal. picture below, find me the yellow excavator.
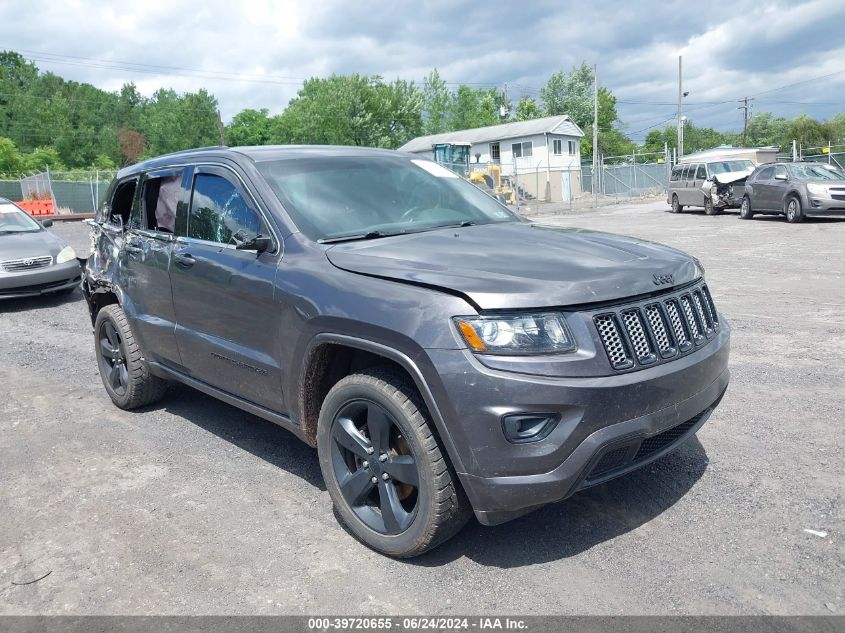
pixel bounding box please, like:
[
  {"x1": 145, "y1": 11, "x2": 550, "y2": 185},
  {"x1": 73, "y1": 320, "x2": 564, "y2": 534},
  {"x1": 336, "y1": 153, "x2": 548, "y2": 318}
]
[{"x1": 432, "y1": 143, "x2": 516, "y2": 205}]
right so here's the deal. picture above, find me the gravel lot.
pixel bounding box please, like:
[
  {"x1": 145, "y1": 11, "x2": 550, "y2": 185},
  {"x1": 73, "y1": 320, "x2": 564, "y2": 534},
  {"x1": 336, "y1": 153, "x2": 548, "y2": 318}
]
[{"x1": 1, "y1": 203, "x2": 842, "y2": 615}]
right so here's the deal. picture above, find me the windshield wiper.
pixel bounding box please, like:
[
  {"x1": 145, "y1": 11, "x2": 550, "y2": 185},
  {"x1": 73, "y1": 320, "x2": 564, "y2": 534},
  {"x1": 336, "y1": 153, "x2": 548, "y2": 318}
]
[
  {"x1": 318, "y1": 230, "x2": 401, "y2": 244},
  {"x1": 433, "y1": 220, "x2": 476, "y2": 229}
]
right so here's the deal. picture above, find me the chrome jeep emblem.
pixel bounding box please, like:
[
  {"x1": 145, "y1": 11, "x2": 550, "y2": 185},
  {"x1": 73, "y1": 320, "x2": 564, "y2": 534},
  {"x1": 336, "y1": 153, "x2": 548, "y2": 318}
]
[
  {"x1": 653, "y1": 273, "x2": 674, "y2": 286},
  {"x1": 23, "y1": 258, "x2": 35, "y2": 267}
]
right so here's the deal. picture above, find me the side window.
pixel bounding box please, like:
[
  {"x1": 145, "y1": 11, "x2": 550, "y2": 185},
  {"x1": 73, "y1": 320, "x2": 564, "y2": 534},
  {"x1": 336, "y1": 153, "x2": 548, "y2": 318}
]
[
  {"x1": 696, "y1": 164, "x2": 707, "y2": 179},
  {"x1": 107, "y1": 179, "x2": 137, "y2": 227},
  {"x1": 681, "y1": 165, "x2": 692, "y2": 181},
  {"x1": 758, "y1": 166, "x2": 774, "y2": 180},
  {"x1": 188, "y1": 173, "x2": 262, "y2": 245},
  {"x1": 670, "y1": 166, "x2": 682, "y2": 182},
  {"x1": 140, "y1": 171, "x2": 184, "y2": 233},
  {"x1": 774, "y1": 165, "x2": 788, "y2": 179}
]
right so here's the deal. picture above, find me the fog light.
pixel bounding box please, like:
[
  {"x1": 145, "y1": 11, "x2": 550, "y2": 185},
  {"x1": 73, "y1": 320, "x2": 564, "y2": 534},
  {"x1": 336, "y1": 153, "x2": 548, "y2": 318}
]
[{"x1": 501, "y1": 413, "x2": 559, "y2": 443}]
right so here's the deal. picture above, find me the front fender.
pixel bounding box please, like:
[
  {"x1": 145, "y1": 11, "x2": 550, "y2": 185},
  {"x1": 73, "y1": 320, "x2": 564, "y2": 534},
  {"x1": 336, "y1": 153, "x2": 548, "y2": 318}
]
[{"x1": 293, "y1": 331, "x2": 469, "y2": 474}]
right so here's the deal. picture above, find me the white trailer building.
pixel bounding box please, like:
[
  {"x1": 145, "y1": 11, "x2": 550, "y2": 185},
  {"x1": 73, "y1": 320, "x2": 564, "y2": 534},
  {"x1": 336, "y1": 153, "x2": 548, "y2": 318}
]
[{"x1": 398, "y1": 115, "x2": 585, "y2": 202}]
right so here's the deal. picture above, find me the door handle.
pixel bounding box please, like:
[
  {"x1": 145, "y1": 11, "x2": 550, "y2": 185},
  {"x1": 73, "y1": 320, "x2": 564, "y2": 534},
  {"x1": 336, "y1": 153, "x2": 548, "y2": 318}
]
[{"x1": 174, "y1": 252, "x2": 196, "y2": 268}]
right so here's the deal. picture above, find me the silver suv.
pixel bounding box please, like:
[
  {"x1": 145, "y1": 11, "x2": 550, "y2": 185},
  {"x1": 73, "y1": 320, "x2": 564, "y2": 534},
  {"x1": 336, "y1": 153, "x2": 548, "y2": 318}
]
[{"x1": 668, "y1": 160, "x2": 755, "y2": 215}]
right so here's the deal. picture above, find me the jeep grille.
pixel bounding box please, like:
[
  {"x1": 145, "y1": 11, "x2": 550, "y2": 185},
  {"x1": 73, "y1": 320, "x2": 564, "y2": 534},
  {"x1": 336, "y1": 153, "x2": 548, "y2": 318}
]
[{"x1": 594, "y1": 283, "x2": 720, "y2": 371}]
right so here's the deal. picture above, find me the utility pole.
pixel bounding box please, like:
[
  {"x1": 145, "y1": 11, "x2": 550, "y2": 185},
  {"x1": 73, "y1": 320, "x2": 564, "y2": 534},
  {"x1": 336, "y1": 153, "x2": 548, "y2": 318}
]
[
  {"x1": 592, "y1": 64, "x2": 599, "y2": 197},
  {"x1": 677, "y1": 56, "x2": 683, "y2": 160},
  {"x1": 738, "y1": 97, "x2": 754, "y2": 146}
]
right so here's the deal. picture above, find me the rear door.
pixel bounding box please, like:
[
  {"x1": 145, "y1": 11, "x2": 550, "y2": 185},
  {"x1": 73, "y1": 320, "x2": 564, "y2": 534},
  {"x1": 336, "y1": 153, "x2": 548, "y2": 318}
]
[
  {"x1": 169, "y1": 164, "x2": 284, "y2": 411},
  {"x1": 120, "y1": 168, "x2": 187, "y2": 367},
  {"x1": 668, "y1": 165, "x2": 683, "y2": 203}
]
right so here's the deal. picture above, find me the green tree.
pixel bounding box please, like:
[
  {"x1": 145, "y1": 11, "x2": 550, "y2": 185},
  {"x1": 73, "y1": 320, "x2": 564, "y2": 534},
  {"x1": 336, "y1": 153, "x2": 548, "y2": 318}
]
[
  {"x1": 279, "y1": 74, "x2": 422, "y2": 148},
  {"x1": 540, "y1": 63, "x2": 594, "y2": 127},
  {"x1": 226, "y1": 108, "x2": 275, "y2": 146},
  {"x1": 743, "y1": 112, "x2": 790, "y2": 148},
  {"x1": 422, "y1": 69, "x2": 450, "y2": 135},
  {"x1": 140, "y1": 88, "x2": 219, "y2": 156},
  {"x1": 513, "y1": 96, "x2": 540, "y2": 121},
  {"x1": 447, "y1": 85, "x2": 500, "y2": 131},
  {"x1": 23, "y1": 146, "x2": 65, "y2": 172},
  {"x1": 0, "y1": 137, "x2": 23, "y2": 174}
]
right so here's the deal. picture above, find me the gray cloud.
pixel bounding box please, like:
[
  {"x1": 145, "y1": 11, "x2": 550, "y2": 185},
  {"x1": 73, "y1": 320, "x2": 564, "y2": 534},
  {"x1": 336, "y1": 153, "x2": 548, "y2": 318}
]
[{"x1": 0, "y1": 0, "x2": 842, "y2": 138}]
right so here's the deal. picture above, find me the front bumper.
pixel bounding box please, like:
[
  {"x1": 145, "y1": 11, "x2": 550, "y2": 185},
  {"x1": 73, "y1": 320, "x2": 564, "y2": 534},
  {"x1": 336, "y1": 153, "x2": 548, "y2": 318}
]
[
  {"x1": 423, "y1": 323, "x2": 730, "y2": 525},
  {"x1": 807, "y1": 197, "x2": 845, "y2": 214},
  {"x1": 0, "y1": 260, "x2": 82, "y2": 299}
]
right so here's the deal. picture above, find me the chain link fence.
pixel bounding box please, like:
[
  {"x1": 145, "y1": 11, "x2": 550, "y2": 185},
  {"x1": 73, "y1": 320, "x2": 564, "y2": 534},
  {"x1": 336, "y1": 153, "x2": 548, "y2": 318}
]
[
  {"x1": 0, "y1": 170, "x2": 116, "y2": 213},
  {"x1": 580, "y1": 151, "x2": 671, "y2": 204}
]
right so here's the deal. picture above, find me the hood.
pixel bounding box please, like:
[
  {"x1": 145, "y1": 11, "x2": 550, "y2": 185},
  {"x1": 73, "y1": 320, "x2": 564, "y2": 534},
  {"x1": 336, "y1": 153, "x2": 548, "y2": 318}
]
[
  {"x1": 325, "y1": 222, "x2": 700, "y2": 310},
  {"x1": 0, "y1": 229, "x2": 64, "y2": 261},
  {"x1": 712, "y1": 170, "x2": 752, "y2": 184}
]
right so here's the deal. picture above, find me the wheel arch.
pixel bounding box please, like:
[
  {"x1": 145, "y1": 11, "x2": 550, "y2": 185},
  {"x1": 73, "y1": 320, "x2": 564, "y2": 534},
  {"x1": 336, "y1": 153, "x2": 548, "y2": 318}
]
[
  {"x1": 296, "y1": 333, "x2": 466, "y2": 473},
  {"x1": 83, "y1": 279, "x2": 123, "y2": 326}
]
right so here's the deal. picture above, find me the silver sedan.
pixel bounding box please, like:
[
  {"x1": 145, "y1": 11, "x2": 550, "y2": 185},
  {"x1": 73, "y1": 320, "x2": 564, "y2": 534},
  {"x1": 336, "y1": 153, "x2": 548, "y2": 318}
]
[{"x1": 0, "y1": 198, "x2": 82, "y2": 299}]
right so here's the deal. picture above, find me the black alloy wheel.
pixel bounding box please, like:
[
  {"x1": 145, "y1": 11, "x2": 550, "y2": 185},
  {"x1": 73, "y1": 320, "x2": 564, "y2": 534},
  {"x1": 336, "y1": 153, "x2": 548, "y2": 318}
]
[
  {"x1": 330, "y1": 399, "x2": 420, "y2": 535},
  {"x1": 98, "y1": 320, "x2": 129, "y2": 397},
  {"x1": 93, "y1": 304, "x2": 168, "y2": 409},
  {"x1": 317, "y1": 368, "x2": 470, "y2": 557}
]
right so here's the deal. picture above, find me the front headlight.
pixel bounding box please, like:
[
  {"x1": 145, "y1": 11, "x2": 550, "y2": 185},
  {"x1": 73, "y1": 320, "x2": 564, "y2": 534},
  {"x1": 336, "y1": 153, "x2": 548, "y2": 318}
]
[
  {"x1": 454, "y1": 312, "x2": 576, "y2": 355},
  {"x1": 806, "y1": 183, "x2": 829, "y2": 196},
  {"x1": 56, "y1": 246, "x2": 77, "y2": 264}
]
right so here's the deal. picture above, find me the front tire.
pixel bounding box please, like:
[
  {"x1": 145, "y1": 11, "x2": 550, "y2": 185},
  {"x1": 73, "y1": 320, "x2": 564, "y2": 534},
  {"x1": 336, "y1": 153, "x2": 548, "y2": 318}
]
[
  {"x1": 317, "y1": 368, "x2": 470, "y2": 558},
  {"x1": 739, "y1": 196, "x2": 755, "y2": 220},
  {"x1": 94, "y1": 304, "x2": 168, "y2": 409},
  {"x1": 704, "y1": 196, "x2": 720, "y2": 215},
  {"x1": 785, "y1": 195, "x2": 804, "y2": 223},
  {"x1": 670, "y1": 194, "x2": 683, "y2": 214}
]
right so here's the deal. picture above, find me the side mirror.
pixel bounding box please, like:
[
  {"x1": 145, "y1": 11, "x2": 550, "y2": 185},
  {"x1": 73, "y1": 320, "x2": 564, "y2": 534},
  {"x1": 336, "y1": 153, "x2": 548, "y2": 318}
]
[
  {"x1": 235, "y1": 233, "x2": 273, "y2": 254},
  {"x1": 774, "y1": 173, "x2": 788, "y2": 181},
  {"x1": 40, "y1": 218, "x2": 53, "y2": 228}
]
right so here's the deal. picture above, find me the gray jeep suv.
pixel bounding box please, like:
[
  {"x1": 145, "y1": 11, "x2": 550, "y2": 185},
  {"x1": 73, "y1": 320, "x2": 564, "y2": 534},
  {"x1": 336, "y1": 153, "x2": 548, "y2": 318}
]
[{"x1": 83, "y1": 145, "x2": 730, "y2": 557}]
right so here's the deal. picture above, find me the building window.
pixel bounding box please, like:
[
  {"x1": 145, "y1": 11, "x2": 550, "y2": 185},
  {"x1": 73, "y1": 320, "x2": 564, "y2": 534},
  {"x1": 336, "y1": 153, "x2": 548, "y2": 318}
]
[
  {"x1": 553, "y1": 139, "x2": 562, "y2": 155},
  {"x1": 568, "y1": 140, "x2": 576, "y2": 155},
  {"x1": 511, "y1": 141, "x2": 532, "y2": 158},
  {"x1": 490, "y1": 142, "x2": 500, "y2": 161}
]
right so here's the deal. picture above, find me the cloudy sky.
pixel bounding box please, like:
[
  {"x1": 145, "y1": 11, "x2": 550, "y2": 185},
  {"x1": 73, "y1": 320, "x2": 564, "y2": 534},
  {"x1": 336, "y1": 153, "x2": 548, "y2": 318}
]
[{"x1": 2, "y1": 0, "x2": 844, "y2": 139}]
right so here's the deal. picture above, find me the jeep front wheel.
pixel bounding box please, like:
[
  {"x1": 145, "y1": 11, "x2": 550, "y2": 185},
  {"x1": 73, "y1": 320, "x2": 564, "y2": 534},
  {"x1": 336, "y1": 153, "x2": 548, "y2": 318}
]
[{"x1": 317, "y1": 368, "x2": 470, "y2": 558}]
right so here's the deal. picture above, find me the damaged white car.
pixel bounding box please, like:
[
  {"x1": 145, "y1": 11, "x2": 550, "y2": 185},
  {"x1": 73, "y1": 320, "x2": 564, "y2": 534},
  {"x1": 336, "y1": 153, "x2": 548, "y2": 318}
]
[{"x1": 668, "y1": 159, "x2": 755, "y2": 215}]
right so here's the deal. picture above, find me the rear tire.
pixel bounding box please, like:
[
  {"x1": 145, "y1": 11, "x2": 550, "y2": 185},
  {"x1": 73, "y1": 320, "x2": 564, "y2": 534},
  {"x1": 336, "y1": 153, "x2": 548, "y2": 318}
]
[
  {"x1": 739, "y1": 196, "x2": 755, "y2": 220},
  {"x1": 670, "y1": 194, "x2": 683, "y2": 214},
  {"x1": 785, "y1": 195, "x2": 804, "y2": 223},
  {"x1": 704, "y1": 196, "x2": 720, "y2": 215},
  {"x1": 94, "y1": 304, "x2": 168, "y2": 409},
  {"x1": 317, "y1": 367, "x2": 470, "y2": 558}
]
